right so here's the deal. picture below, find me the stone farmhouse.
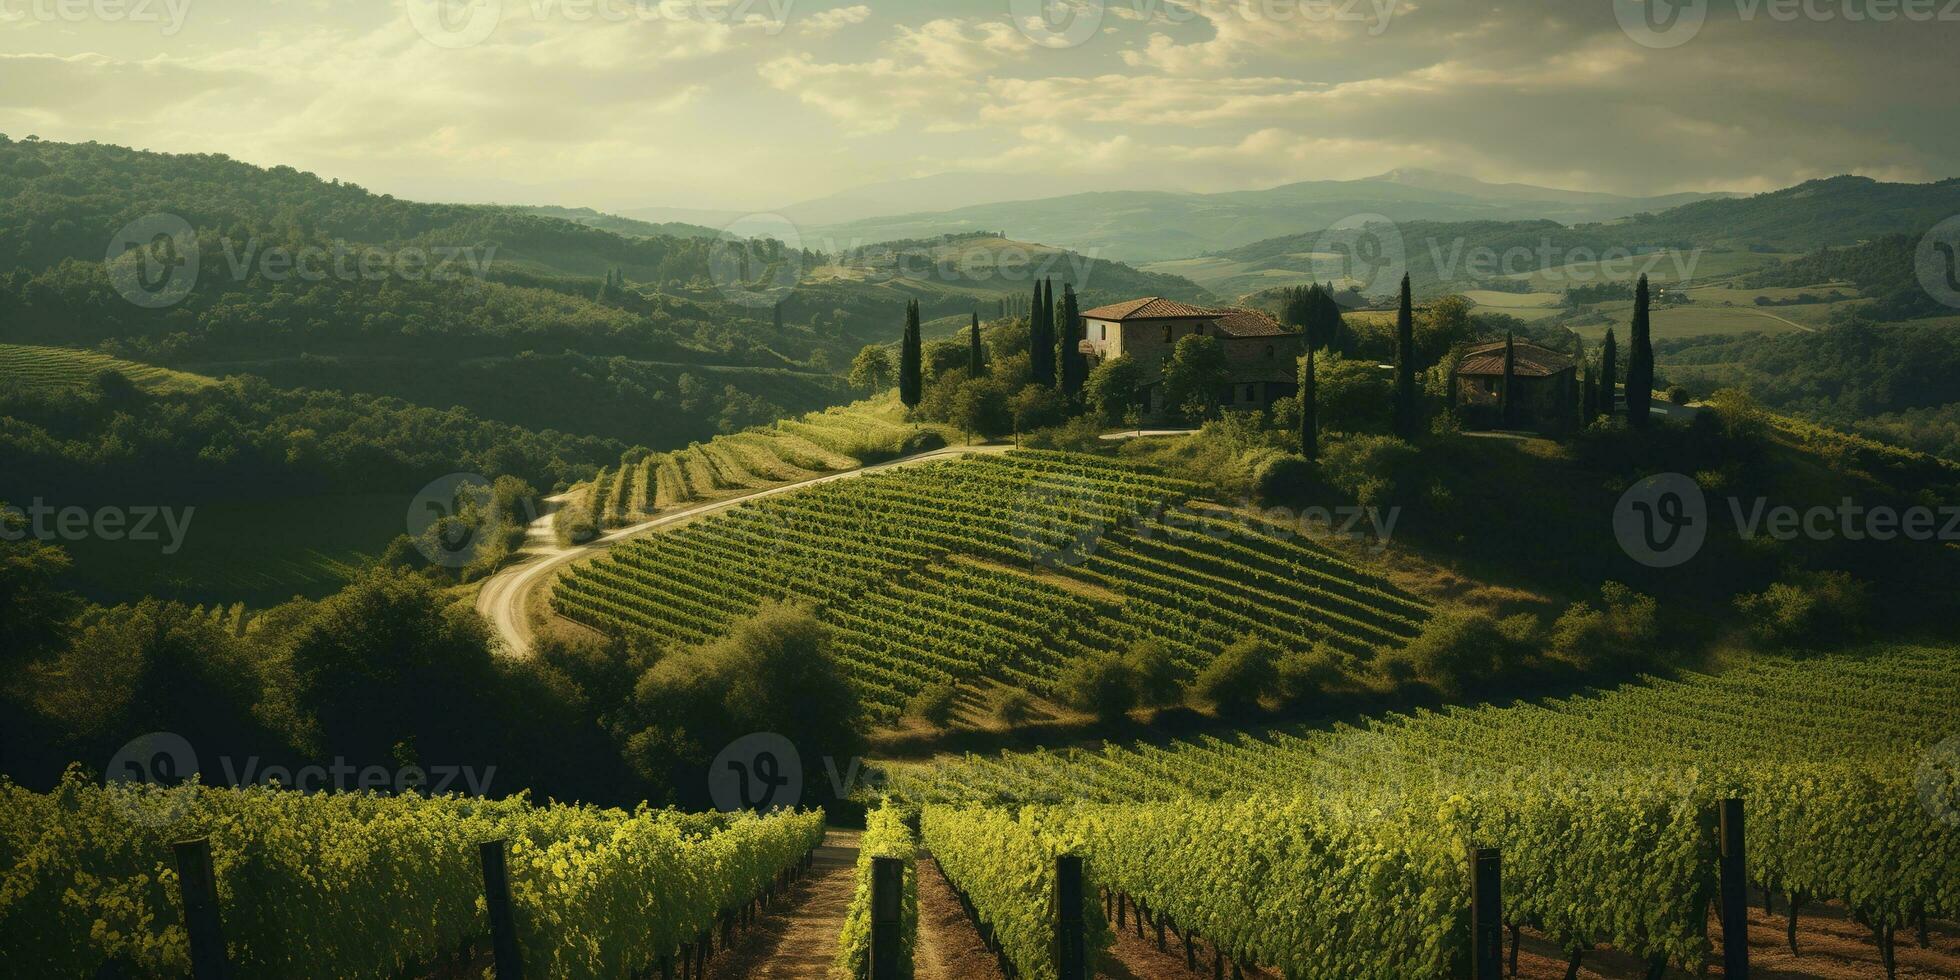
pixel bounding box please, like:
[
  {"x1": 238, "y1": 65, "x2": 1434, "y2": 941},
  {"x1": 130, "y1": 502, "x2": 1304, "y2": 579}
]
[{"x1": 1079, "y1": 297, "x2": 1303, "y2": 420}]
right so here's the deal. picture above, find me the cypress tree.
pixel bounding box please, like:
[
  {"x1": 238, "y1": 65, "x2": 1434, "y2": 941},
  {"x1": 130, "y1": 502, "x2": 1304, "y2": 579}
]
[
  {"x1": 1029, "y1": 280, "x2": 1054, "y2": 386},
  {"x1": 1060, "y1": 283, "x2": 1086, "y2": 399},
  {"x1": 1044, "y1": 279, "x2": 1058, "y2": 386},
  {"x1": 899, "y1": 299, "x2": 922, "y2": 409},
  {"x1": 1500, "y1": 331, "x2": 1517, "y2": 428},
  {"x1": 772, "y1": 299, "x2": 784, "y2": 333},
  {"x1": 1600, "y1": 328, "x2": 1618, "y2": 419},
  {"x1": 1626, "y1": 274, "x2": 1655, "y2": 429},
  {"x1": 1393, "y1": 273, "x2": 1416, "y2": 437},
  {"x1": 1300, "y1": 345, "x2": 1319, "y2": 461},
  {"x1": 1581, "y1": 364, "x2": 1599, "y2": 425},
  {"x1": 969, "y1": 311, "x2": 985, "y2": 376}
]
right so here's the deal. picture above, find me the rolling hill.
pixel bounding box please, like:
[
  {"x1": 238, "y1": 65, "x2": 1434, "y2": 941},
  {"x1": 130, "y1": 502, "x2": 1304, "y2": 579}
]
[{"x1": 803, "y1": 171, "x2": 1734, "y2": 264}]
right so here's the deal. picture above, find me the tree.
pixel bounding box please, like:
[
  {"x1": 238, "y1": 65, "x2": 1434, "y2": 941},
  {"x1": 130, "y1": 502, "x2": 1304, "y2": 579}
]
[
  {"x1": 1059, "y1": 283, "x2": 1086, "y2": 400},
  {"x1": 1600, "y1": 327, "x2": 1618, "y2": 419},
  {"x1": 899, "y1": 300, "x2": 922, "y2": 409},
  {"x1": 848, "y1": 344, "x2": 892, "y2": 393},
  {"x1": 1299, "y1": 346, "x2": 1318, "y2": 461},
  {"x1": 1056, "y1": 649, "x2": 1137, "y2": 723},
  {"x1": 1159, "y1": 334, "x2": 1230, "y2": 423},
  {"x1": 772, "y1": 299, "x2": 784, "y2": 333},
  {"x1": 1626, "y1": 274, "x2": 1655, "y2": 429},
  {"x1": 950, "y1": 377, "x2": 1013, "y2": 439},
  {"x1": 969, "y1": 312, "x2": 985, "y2": 376},
  {"x1": 1029, "y1": 280, "x2": 1055, "y2": 387},
  {"x1": 1500, "y1": 331, "x2": 1517, "y2": 427},
  {"x1": 1125, "y1": 640, "x2": 1183, "y2": 710},
  {"x1": 1581, "y1": 363, "x2": 1599, "y2": 425},
  {"x1": 1010, "y1": 383, "x2": 1067, "y2": 433},
  {"x1": 1193, "y1": 635, "x2": 1278, "y2": 714},
  {"x1": 1393, "y1": 273, "x2": 1417, "y2": 437},
  {"x1": 1083, "y1": 355, "x2": 1142, "y2": 425}
]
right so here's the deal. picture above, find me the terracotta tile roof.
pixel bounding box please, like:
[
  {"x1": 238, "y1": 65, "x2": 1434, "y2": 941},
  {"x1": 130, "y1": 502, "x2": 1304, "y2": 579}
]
[
  {"x1": 1455, "y1": 339, "x2": 1576, "y2": 378},
  {"x1": 1079, "y1": 296, "x2": 1216, "y2": 321},
  {"x1": 1211, "y1": 309, "x2": 1295, "y2": 338}
]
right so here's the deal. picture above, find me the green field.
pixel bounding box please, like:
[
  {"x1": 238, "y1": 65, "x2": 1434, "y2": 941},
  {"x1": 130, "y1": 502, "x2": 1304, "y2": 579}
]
[
  {"x1": 0, "y1": 344, "x2": 216, "y2": 394},
  {"x1": 56, "y1": 493, "x2": 410, "y2": 606},
  {"x1": 1501, "y1": 249, "x2": 1796, "y2": 291}
]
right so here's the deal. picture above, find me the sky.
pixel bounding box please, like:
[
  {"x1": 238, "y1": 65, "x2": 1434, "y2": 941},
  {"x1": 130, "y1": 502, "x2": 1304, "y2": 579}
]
[{"x1": 2, "y1": 0, "x2": 1957, "y2": 214}]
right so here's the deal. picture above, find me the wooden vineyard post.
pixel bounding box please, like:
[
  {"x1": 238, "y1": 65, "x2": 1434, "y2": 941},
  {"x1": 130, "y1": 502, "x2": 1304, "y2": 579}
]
[
  {"x1": 173, "y1": 839, "x2": 229, "y2": 980},
  {"x1": 1055, "y1": 855, "x2": 1088, "y2": 980},
  {"x1": 1471, "y1": 847, "x2": 1503, "y2": 980},
  {"x1": 1719, "y1": 799, "x2": 1750, "y2": 979},
  {"x1": 870, "y1": 857, "x2": 904, "y2": 980},
  {"x1": 480, "y1": 840, "x2": 524, "y2": 980}
]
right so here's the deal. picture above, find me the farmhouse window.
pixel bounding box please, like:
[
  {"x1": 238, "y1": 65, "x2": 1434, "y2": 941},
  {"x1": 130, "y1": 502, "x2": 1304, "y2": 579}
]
[{"x1": 1162, "y1": 325, "x2": 1172, "y2": 343}]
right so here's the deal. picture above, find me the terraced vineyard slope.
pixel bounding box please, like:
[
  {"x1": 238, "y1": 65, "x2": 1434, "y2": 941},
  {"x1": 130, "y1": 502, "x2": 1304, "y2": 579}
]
[
  {"x1": 0, "y1": 343, "x2": 216, "y2": 394},
  {"x1": 552, "y1": 449, "x2": 1429, "y2": 720},
  {"x1": 569, "y1": 395, "x2": 952, "y2": 529}
]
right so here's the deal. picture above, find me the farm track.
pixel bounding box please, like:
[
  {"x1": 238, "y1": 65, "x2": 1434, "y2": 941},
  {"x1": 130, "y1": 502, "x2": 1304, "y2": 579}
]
[{"x1": 474, "y1": 443, "x2": 1012, "y2": 656}]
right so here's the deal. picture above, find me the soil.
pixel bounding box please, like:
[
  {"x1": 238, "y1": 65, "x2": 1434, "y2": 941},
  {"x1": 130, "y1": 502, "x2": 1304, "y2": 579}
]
[{"x1": 705, "y1": 829, "x2": 859, "y2": 980}]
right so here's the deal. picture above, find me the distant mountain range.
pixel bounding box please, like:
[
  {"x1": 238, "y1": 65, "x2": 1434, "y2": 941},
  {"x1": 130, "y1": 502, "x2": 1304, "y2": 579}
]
[{"x1": 788, "y1": 169, "x2": 1738, "y2": 264}]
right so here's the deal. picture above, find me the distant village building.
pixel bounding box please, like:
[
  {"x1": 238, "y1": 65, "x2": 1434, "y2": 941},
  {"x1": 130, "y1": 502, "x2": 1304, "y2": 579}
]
[
  {"x1": 1453, "y1": 339, "x2": 1577, "y2": 430},
  {"x1": 1080, "y1": 297, "x2": 1303, "y2": 419}
]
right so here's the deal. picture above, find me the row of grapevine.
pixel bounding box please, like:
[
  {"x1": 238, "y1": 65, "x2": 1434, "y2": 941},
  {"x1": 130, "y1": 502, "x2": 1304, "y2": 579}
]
[
  {"x1": 833, "y1": 806, "x2": 919, "y2": 980},
  {"x1": 555, "y1": 450, "x2": 1431, "y2": 717},
  {"x1": 889, "y1": 648, "x2": 1960, "y2": 973},
  {"x1": 0, "y1": 771, "x2": 821, "y2": 978},
  {"x1": 919, "y1": 807, "x2": 1109, "y2": 980}
]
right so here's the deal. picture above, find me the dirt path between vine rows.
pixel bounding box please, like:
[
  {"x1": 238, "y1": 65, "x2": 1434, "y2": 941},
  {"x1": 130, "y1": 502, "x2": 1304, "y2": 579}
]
[
  {"x1": 705, "y1": 829, "x2": 860, "y2": 980},
  {"x1": 705, "y1": 831, "x2": 1004, "y2": 980}
]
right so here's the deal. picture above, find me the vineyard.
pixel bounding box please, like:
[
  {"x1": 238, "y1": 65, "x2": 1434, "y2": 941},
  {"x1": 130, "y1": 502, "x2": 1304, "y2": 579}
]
[
  {"x1": 835, "y1": 806, "x2": 920, "y2": 979},
  {"x1": 552, "y1": 449, "x2": 1429, "y2": 720},
  {"x1": 0, "y1": 343, "x2": 216, "y2": 394},
  {"x1": 568, "y1": 396, "x2": 953, "y2": 530},
  {"x1": 0, "y1": 773, "x2": 823, "y2": 978},
  {"x1": 878, "y1": 647, "x2": 1960, "y2": 977}
]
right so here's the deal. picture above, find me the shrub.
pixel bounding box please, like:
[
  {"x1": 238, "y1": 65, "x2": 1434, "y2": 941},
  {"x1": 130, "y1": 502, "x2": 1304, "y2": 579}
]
[
  {"x1": 905, "y1": 681, "x2": 960, "y2": 728},
  {"x1": 1253, "y1": 454, "x2": 1314, "y2": 501},
  {"x1": 1123, "y1": 640, "x2": 1183, "y2": 710},
  {"x1": 1277, "y1": 643, "x2": 1352, "y2": 706},
  {"x1": 1010, "y1": 384, "x2": 1069, "y2": 433},
  {"x1": 1735, "y1": 570, "x2": 1868, "y2": 647},
  {"x1": 555, "y1": 505, "x2": 599, "y2": 547},
  {"x1": 1055, "y1": 650, "x2": 1138, "y2": 723},
  {"x1": 1193, "y1": 635, "x2": 1279, "y2": 714},
  {"x1": 1320, "y1": 434, "x2": 1419, "y2": 508},
  {"x1": 995, "y1": 689, "x2": 1035, "y2": 726},
  {"x1": 1550, "y1": 582, "x2": 1661, "y2": 670},
  {"x1": 1401, "y1": 608, "x2": 1530, "y2": 697},
  {"x1": 1667, "y1": 384, "x2": 1693, "y2": 405}
]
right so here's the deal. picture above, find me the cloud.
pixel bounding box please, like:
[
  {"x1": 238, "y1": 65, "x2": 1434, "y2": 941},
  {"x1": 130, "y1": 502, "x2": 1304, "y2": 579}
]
[{"x1": 0, "y1": 0, "x2": 1954, "y2": 211}]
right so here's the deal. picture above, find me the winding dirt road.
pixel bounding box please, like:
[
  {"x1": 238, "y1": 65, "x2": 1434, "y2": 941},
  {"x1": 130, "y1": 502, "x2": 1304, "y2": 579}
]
[{"x1": 473, "y1": 443, "x2": 1013, "y2": 656}]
